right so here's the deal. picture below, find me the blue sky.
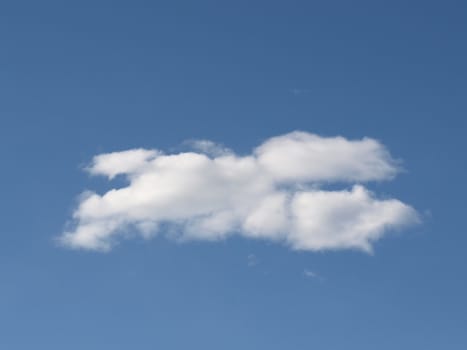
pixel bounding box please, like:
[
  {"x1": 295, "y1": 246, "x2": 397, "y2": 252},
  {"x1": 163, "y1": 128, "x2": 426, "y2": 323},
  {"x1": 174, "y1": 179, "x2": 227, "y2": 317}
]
[{"x1": 1, "y1": 1, "x2": 466, "y2": 348}]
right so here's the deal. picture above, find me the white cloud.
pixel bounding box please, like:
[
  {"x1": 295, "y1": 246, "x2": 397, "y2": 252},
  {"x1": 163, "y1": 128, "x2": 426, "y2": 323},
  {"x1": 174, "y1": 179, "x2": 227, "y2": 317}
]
[
  {"x1": 185, "y1": 139, "x2": 232, "y2": 157},
  {"x1": 303, "y1": 269, "x2": 318, "y2": 278},
  {"x1": 255, "y1": 132, "x2": 399, "y2": 182},
  {"x1": 59, "y1": 131, "x2": 418, "y2": 252}
]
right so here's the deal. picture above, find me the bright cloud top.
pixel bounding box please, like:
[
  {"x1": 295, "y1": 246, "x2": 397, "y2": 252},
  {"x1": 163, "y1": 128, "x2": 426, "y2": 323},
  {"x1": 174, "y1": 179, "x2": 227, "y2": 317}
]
[{"x1": 60, "y1": 131, "x2": 418, "y2": 252}]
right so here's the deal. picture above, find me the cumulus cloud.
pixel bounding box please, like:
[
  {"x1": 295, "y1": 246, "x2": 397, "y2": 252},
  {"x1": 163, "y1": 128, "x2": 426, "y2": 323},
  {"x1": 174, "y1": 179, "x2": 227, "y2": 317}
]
[{"x1": 59, "y1": 131, "x2": 418, "y2": 252}]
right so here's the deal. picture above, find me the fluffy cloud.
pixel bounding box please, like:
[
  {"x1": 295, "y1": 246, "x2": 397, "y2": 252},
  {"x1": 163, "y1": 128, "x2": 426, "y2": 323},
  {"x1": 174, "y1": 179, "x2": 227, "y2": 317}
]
[{"x1": 60, "y1": 131, "x2": 418, "y2": 252}]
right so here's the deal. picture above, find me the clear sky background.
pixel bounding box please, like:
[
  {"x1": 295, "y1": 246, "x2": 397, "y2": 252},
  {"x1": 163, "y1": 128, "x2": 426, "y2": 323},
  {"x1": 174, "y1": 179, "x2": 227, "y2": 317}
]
[{"x1": 1, "y1": 1, "x2": 466, "y2": 349}]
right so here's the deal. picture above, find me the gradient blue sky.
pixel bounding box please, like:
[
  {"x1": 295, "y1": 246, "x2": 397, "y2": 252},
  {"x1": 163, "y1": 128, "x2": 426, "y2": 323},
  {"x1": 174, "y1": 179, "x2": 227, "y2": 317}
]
[{"x1": 1, "y1": 1, "x2": 466, "y2": 348}]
